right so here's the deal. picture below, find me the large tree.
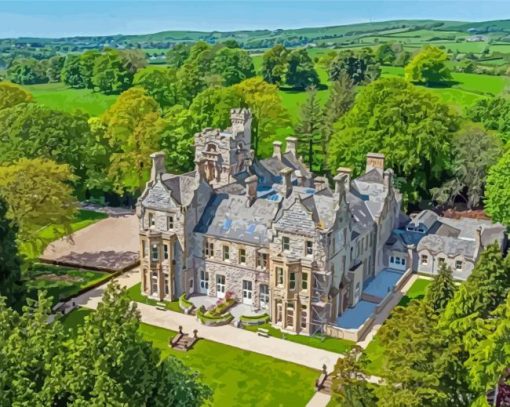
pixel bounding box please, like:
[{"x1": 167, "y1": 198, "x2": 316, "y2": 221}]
[
  {"x1": 166, "y1": 43, "x2": 192, "y2": 68},
  {"x1": 405, "y1": 45, "x2": 452, "y2": 86},
  {"x1": 285, "y1": 48, "x2": 319, "y2": 90},
  {"x1": 425, "y1": 262, "x2": 457, "y2": 314},
  {"x1": 211, "y1": 47, "x2": 255, "y2": 86},
  {"x1": 133, "y1": 66, "x2": 180, "y2": 108},
  {"x1": 261, "y1": 44, "x2": 288, "y2": 86},
  {"x1": 0, "y1": 158, "x2": 78, "y2": 245},
  {"x1": 189, "y1": 86, "x2": 242, "y2": 130},
  {"x1": 233, "y1": 77, "x2": 289, "y2": 155},
  {"x1": 45, "y1": 55, "x2": 65, "y2": 82},
  {"x1": 0, "y1": 81, "x2": 32, "y2": 110},
  {"x1": 295, "y1": 86, "x2": 323, "y2": 170},
  {"x1": 485, "y1": 150, "x2": 510, "y2": 225},
  {"x1": 92, "y1": 49, "x2": 134, "y2": 94},
  {"x1": 468, "y1": 96, "x2": 510, "y2": 143},
  {"x1": 431, "y1": 126, "x2": 502, "y2": 210},
  {"x1": 329, "y1": 48, "x2": 380, "y2": 85},
  {"x1": 328, "y1": 77, "x2": 458, "y2": 203},
  {"x1": 7, "y1": 58, "x2": 48, "y2": 85},
  {"x1": 61, "y1": 54, "x2": 85, "y2": 88}
]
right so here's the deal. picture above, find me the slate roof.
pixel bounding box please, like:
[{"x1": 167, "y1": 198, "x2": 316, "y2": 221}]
[
  {"x1": 417, "y1": 234, "x2": 477, "y2": 259},
  {"x1": 161, "y1": 173, "x2": 197, "y2": 207}
]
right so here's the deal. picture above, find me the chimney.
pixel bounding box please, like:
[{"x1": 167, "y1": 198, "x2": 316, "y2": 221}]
[
  {"x1": 150, "y1": 152, "x2": 166, "y2": 182},
  {"x1": 273, "y1": 141, "x2": 282, "y2": 160},
  {"x1": 245, "y1": 174, "x2": 258, "y2": 206},
  {"x1": 286, "y1": 137, "x2": 298, "y2": 156},
  {"x1": 295, "y1": 170, "x2": 304, "y2": 186},
  {"x1": 333, "y1": 173, "x2": 347, "y2": 203},
  {"x1": 383, "y1": 169, "x2": 394, "y2": 191},
  {"x1": 475, "y1": 226, "x2": 483, "y2": 249},
  {"x1": 280, "y1": 167, "x2": 293, "y2": 197},
  {"x1": 366, "y1": 153, "x2": 385, "y2": 173},
  {"x1": 337, "y1": 167, "x2": 352, "y2": 192},
  {"x1": 314, "y1": 176, "x2": 327, "y2": 192},
  {"x1": 195, "y1": 158, "x2": 207, "y2": 183}
]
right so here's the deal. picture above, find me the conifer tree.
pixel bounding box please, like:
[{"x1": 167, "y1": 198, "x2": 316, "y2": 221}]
[
  {"x1": 425, "y1": 262, "x2": 456, "y2": 314},
  {"x1": 295, "y1": 86, "x2": 323, "y2": 171}
]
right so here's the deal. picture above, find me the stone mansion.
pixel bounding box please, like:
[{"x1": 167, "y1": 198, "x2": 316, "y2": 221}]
[{"x1": 136, "y1": 108, "x2": 505, "y2": 336}]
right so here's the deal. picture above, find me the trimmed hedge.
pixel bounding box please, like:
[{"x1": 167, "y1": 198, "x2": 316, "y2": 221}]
[
  {"x1": 196, "y1": 307, "x2": 233, "y2": 326},
  {"x1": 240, "y1": 313, "x2": 270, "y2": 326},
  {"x1": 178, "y1": 293, "x2": 194, "y2": 312}
]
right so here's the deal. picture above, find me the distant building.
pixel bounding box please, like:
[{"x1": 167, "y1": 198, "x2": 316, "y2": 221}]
[{"x1": 136, "y1": 108, "x2": 505, "y2": 336}]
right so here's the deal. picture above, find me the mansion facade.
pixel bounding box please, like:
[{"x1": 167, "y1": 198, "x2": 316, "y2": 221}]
[{"x1": 136, "y1": 108, "x2": 504, "y2": 336}]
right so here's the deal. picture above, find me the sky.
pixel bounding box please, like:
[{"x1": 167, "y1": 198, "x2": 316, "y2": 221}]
[{"x1": 1, "y1": 0, "x2": 510, "y2": 38}]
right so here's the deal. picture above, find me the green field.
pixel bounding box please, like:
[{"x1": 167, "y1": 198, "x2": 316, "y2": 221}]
[
  {"x1": 63, "y1": 308, "x2": 318, "y2": 406},
  {"x1": 26, "y1": 264, "x2": 110, "y2": 306},
  {"x1": 362, "y1": 278, "x2": 432, "y2": 376},
  {"x1": 24, "y1": 82, "x2": 117, "y2": 116}
]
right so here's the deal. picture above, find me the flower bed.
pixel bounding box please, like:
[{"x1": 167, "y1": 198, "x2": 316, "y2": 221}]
[
  {"x1": 178, "y1": 293, "x2": 194, "y2": 313},
  {"x1": 196, "y1": 306, "x2": 233, "y2": 326},
  {"x1": 240, "y1": 313, "x2": 270, "y2": 326}
]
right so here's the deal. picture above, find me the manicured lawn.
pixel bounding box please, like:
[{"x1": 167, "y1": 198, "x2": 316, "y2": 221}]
[
  {"x1": 244, "y1": 322, "x2": 354, "y2": 354},
  {"x1": 62, "y1": 308, "x2": 318, "y2": 406},
  {"x1": 126, "y1": 282, "x2": 182, "y2": 313},
  {"x1": 362, "y1": 277, "x2": 432, "y2": 376},
  {"x1": 20, "y1": 209, "x2": 108, "y2": 259},
  {"x1": 24, "y1": 82, "x2": 117, "y2": 116},
  {"x1": 26, "y1": 264, "x2": 110, "y2": 306}
]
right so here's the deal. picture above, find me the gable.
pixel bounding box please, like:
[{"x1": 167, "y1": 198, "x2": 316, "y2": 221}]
[{"x1": 142, "y1": 180, "x2": 178, "y2": 211}]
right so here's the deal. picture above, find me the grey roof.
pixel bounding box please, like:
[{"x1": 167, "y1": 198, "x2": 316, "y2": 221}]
[
  {"x1": 141, "y1": 179, "x2": 179, "y2": 211},
  {"x1": 255, "y1": 151, "x2": 312, "y2": 183},
  {"x1": 417, "y1": 234, "x2": 477, "y2": 259},
  {"x1": 161, "y1": 173, "x2": 197, "y2": 207},
  {"x1": 409, "y1": 210, "x2": 439, "y2": 230}
]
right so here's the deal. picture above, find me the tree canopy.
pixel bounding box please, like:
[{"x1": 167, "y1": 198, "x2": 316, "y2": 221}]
[
  {"x1": 485, "y1": 150, "x2": 510, "y2": 226},
  {"x1": 405, "y1": 45, "x2": 452, "y2": 86},
  {"x1": 285, "y1": 48, "x2": 320, "y2": 90},
  {"x1": 328, "y1": 48, "x2": 380, "y2": 85},
  {"x1": 0, "y1": 81, "x2": 33, "y2": 110}
]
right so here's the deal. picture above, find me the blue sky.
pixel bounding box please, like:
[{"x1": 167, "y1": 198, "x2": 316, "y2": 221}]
[{"x1": 1, "y1": 1, "x2": 510, "y2": 38}]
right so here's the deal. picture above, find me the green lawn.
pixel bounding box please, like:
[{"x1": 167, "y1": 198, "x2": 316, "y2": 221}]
[
  {"x1": 20, "y1": 209, "x2": 108, "y2": 260},
  {"x1": 362, "y1": 277, "x2": 432, "y2": 376},
  {"x1": 126, "y1": 283, "x2": 182, "y2": 313},
  {"x1": 24, "y1": 82, "x2": 117, "y2": 116},
  {"x1": 26, "y1": 264, "x2": 110, "y2": 306},
  {"x1": 62, "y1": 308, "x2": 318, "y2": 406},
  {"x1": 244, "y1": 322, "x2": 354, "y2": 354}
]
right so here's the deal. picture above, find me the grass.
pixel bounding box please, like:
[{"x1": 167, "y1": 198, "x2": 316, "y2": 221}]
[
  {"x1": 362, "y1": 277, "x2": 432, "y2": 376},
  {"x1": 244, "y1": 322, "x2": 354, "y2": 354},
  {"x1": 126, "y1": 283, "x2": 182, "y2": 313},
  {"x1": 26, "y1": 264, "x2": 110, "y2": 306},
  {"x1": 24, "y1": 82, "x2": 117, "y2": 116},
  {"x1": 20, "y1": 209, "x2": 108, "y2": 260},
  {"x1": 62, "y1": 308, "x2": 318, "y2": 406}
]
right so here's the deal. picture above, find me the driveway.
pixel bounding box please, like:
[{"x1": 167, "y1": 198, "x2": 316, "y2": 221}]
[{"x1": 41, "y1": 214, "x2": 139, "y2": 272}]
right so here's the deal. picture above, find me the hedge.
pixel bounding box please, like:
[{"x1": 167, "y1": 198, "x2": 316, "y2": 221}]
[
  {"x1": 179, "y1": 293, "x2": 194, "y2": 312},
  {"x1": 196, "y1": 307, "x2": 233, "y2": 326},
  {"x1": 240, "y1": 313, "x2": 270, "y2": 326}
]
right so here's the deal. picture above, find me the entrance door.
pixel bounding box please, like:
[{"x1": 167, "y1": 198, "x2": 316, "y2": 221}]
[
  {"x1": 216, "y1": 275, "x2": 225, "y2": 298},
  {"x1": 389, "y1": 255, "x2": 407, "y2": 271},
  {"x1": 259, "y1": 284, "x2": 269, "y2": 308},
  {"x1": 199, "y1": 270, "x2": 209, "y2": 294},
  {"x1": 242, "y1": 280, "x2": 253, "y2": 305}
]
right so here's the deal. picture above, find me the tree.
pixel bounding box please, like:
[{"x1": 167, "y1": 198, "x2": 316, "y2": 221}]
[
  {"x1": 233, "y1": 77, "x2": 289, "y2": 155},
  {"x1": 328, "y1": 77, "x2": 458, "y2": 203},
  {"x1": 296, "y1": 86, "x2": 323, "y2": 170},
  {"x1": 467, "y1": 97, "x2": 510, "y2": 143},
  {"x1": 79, "y1": 50, "x2": 101, "y2": 89},
  {"x1": 285, "y1": 48, "x2": 319, "y2": 90},
  {"x1": 485, "y1": 150, "x2": 510, "y2": 225},
  {"x1": 119, "y1": 49, "x2": 147, "y2": 74},
  {"x1": 0, "y1": 283, "x2": 212, "y2": 406},
  {"x1": 0, "y1": 158, "x2": 77, "y2": 245},
  {"x1": 61, "y1": 54, "x2": 85, "y2": 88},
  {"x1": 189, "y1": 86, "x2": 242, "y2": 130},
  {"x1": 405, "y1": 45, "x2": 452, "y2": 86},
  {"x1": 102, "y1": 88, "x2": 163, "y2": 194},
  {"x1": 329, "y1": 49, "x2": 380, "y2": 85},
  {"x1": 166, "y1": 43, "x2": 192, "y2": 68},
  {"x1": 211, "y1": 47, "x2": 255, "y2": 86},
  {"x1": 92, "y1": 50, "x2": 133, "y2": 94},
  {"x1": 0, "y1": 81, "x2": 32, "y2": 110},
  {"x1": 375, "y1": 43, "x2": 397, "y2": 65},
  {"x1": 431, "y1": 126, "x2": 502, "y2": 209},
  {"x1": 261, "y1": 44, "x2": 288, "y2": 85},
  {"x1": 331, "y1": 346, "x2": 377, "y2": 406},
  {"x1": 7, "y1": 58, "x2": 48, "y2": 85},
  {"x1": 0, "y1": 198, "x2": 23, "y2": 307},
  {"x1": 133, "y1": 66, "x2": 180, "y2": 108},
  {"x1": 425, "y1": 263, "x2": 457, "y2": 314},
  {"x1": 45, "y1": 55, "x2": 65, "y2": 82}
]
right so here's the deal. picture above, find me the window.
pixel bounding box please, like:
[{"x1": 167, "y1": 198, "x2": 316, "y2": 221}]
[
  {"x1": 257, "y1": 252, "x2": 268, "y2": 270},
  {"x1": 142, "y1": 240, "x2": 147, "y2": 257},
  {"x1": 286, "y1": 303, "x2": 294, "y2": 328},
  {"x1": 302, "y1": 272, "x2": 308, "y2": 290},
  {"x1": 305, "y1": 241, "x2": 313, "y2": 256},
  {"x1": 438, "y1": 257, "x2": 445, "y2": 265},
  {"x1": 216, "y1": 275, "x2": 225, "y2": 294},
  {"x1": 223, "y1": 245, "x2": 230, "y2": 261},
  {"x1": 148, "y1": 213, "x2": 155, "y2": 227},
  {"x1": 200, "y1": 270, "x2": 209, "y2": 290},
  {"x1": 163, "y1": 244, "x2": 169, "y2": 260},
  {"x1": 390, "y1": 256, "x2": 394, "y2": 263},
  {"x1": 239, "y1": 248, "x2": 246, "y2": 265},
  {"x1": 402, "y1": 258, "x2": 406, "y2": 266},
  {"x1": 282, "y1": 236, "x2": 290, "y2": 252},
  {"x1": 276, "y1": 300, "x2": 283, "y2": 323},
  {"x1": 242, "y1": 280, "x2": 252, "y2": 302},
  {"x1": 167, "y1": 216, "x2": 174, "y2": 230},
  {"x1": 455, "y1": 260, "x2": 463, "y2": 271},
  {"x1": 289, "y1": 272, "x2": 296, "y2": 290},
  {"x1": 301, "y1": 305, "x2": 307, "y2": 329},
  {"x1": 189, "y1": 279, "x2": 194, "y2": 289},
  {"x1": 395, "y1": 257, "x2": 401, "y2": 265},
  {"x1": 276, "y1": 267, "x2": 284, "y2": 285},
  {"x1": 164, "y1": 278, "x2": 169, "y2": 295},
  {"x1": 205, "y1": 241, "x2": 214, "y2": 258},
  {"x1": 421, "y1": 255, "x2": 428, "y2": 265},
  {"x1": 260, "y1": 284, "x2": 269, "y2": 307},
  {"x1": 151, "y1": 244, "x2": 159, "y2": 261}
]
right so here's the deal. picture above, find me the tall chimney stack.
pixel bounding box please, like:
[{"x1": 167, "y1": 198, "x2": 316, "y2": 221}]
[
  {"x1": 383, "y1": 169, "x2": 394, "y2": 191},
  {"x1": 245, "y1": 174, "x2": 258, "y2": 206},
  {"x1": 333, "y1": 173, "x2": 347, "y2": 203},
  {"x1": 285, "y1": 137, "x2": 298, "y2": 156},
  {"x1": 366, "y1": 153, "x2": 385, "y2": 173},
  {"x1": 150, "y1": 152, "x2": 166, "y2": 182},
  {"x1": 273, "y1": 141, "x2": 282, "y2": 160},
  {"x1": 280, "y1": 167, "x2": 293, "y2": 197},
  {"x1": 337, "y1": 167, "x2": 352, "y2": 192},
  {"x1": 195, "y1": 158, "x2": 207, "y2": 183},
  {"x1": 314, "y1": 176, "x2": 327, "y2": 192}
]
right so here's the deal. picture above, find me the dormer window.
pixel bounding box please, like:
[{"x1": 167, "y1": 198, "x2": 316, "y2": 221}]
[
  {"x1": 417, "y1": 228, "x2": 425, "y2": 233},
  {"x1": 282, "y1": 236, "x2": 290, "y2": 252},
  {"x1": 167, "y1": 216, "x2": 174, "y2": 230}
]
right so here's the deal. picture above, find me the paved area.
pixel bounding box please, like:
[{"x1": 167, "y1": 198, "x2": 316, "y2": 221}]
[
  {"x1": 41, "y1": 214, "x2": 139, "y2": 272},
  {"x1": 306, "y1": 392, "x2": 331, "y2": 407}
]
